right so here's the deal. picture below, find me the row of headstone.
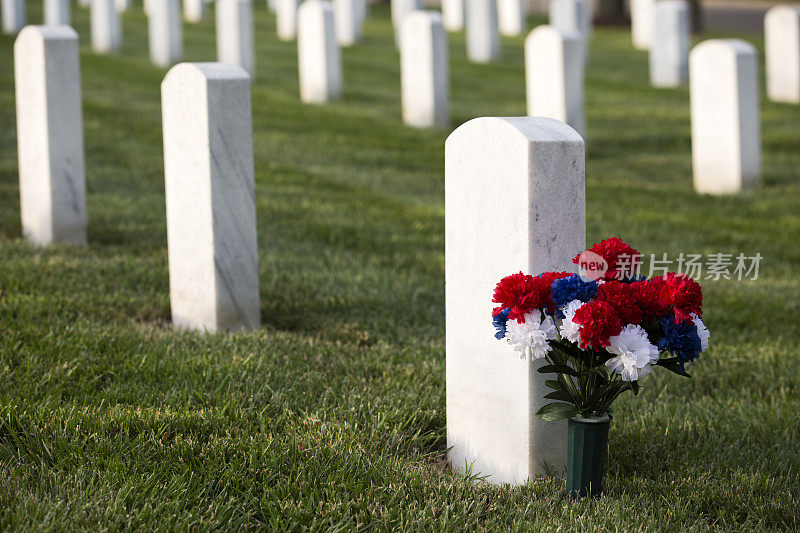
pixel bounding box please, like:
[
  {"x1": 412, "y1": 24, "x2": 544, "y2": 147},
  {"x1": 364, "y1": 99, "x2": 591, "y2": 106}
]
[{"x1": 13, "y1": 23, "x2": 260, "y2": 331}]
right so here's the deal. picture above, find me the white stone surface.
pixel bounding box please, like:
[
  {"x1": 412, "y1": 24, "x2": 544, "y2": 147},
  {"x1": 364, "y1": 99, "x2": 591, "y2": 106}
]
[
  {"x1": 92, "y1": 0, "x2": 121, "y2": 53},
  {"x1": 649, "y1": 0, "x2": 689, "y2": 87},
  {"x1": 549, "y1": 0, "x2": 590, "y2": 60},
  {"x1": 298, "y1": 0, "x2": 342, "y2": 103},
  {"x1": 116, "y1": 0, "x2": 131, "y2": 13},
  {"x1": 45, "y1": 0, "x2": 70, "y2": 26},
  {"x1": 335, "y1": 0, "x2": 361, "y2": 46},
  {"x1": 268, "y1": 0, "x2": 276, "y2": 12},
  {"x1": 466, "y1": 0, "x2": 500, "y2": 63},
  {"x1": 442, "y1": 0, "x2": 464, "y2": 32},
  {"x1": 630, "y1": 0, "x2": 655, "y2": 50},
  {"x1": 401, "y1": 11, "x2": 449, "y2": 128},
  {"x1": 391, "y1": 0, "x2": 422, "y2": 46},
  {"x1": 391, "y1": 0, "x2": 421, "y2": 27},
  {"x1": 526, "y1": 26, "x2": 585, "y2": 137},
  {"x1": 2, "y1": 0, "x2": 25, "y2": 34},
  {"x1": 765, "y1": 6, "x2": 800, "y2": 104},
  {"x1": 184, "y1": 0, "x2": 205, "y2": 22},
  {"x1": 14, "y1": 26, "x2": 86, "y2": 247},
  {"x1": 497, "y1": 0, "x2": 524, "y2": 36},
  {"x1": 161, "y1": 63, "x2": 261, "y2": 333},
  {"x1": 690, "y1": 39, "x2": 761, "y2": 194},
  {"x1": 149, "y1": 0, "x2": 183, "y2": 67},
  {"x1": 78, "y1": 0, "x2": 90, "y2": 7},
  {"x1": 217, "y1": 0, "x2": 255, "y2": 77},
  {"x1": 276, "y1": 0, "x2": 299, "y2": 40},
  {"x1": 355, "y1": 0, "x2": 367, "y2": 26},
  {"x1": 445, "y1": 116, "x2": 585, "y2": 485}
]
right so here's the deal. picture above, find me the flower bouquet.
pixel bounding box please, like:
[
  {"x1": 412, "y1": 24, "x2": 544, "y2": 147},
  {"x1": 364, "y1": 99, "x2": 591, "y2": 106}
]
[{"x1": 491, "y1": 238, "x2": 710, "y2": 497}]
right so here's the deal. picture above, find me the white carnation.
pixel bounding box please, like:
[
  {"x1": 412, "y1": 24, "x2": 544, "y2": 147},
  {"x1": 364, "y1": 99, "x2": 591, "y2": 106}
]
[
  {"x1": 505, "y1": 309, "x2": 557, "y2": 360},
  {"x1": 605, "y1": 324, "x2": 660, "y2": 382},
  {"x1": 691, "y1": 313, "x2": 710, "y2": 352},
  {"x1": 559, "y1": 299, "x2": 585, "y2": 345}
]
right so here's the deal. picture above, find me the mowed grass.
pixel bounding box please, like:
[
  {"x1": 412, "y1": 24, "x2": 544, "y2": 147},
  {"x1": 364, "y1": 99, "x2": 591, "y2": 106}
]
[{"x1": 0, "y1": 1, "x2": 798, "y2": 530}]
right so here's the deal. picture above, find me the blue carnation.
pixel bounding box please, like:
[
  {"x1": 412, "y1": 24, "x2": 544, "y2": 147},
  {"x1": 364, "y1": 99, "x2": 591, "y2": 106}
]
[
  {"x1": 551, "y1": 274, "x2": 598, "y2": 307},
  {"x1": 492, "y1": 308, "x2": 511, "y2": 340},
  {"x1": 657, "y1": 316, "x2": 702, "y2": 370}
]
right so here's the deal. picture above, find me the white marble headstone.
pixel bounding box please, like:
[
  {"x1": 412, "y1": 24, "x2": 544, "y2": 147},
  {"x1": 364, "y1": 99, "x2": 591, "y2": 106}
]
[
  {"x1": 765, "y1": 6, "x2": 800, "y2": 104},
  {"x1": 298, "y1": 0, "x2": 342, "y2": 103},
  {"x1": 116, "y1": 0, "x2": 131, "y2": 12},
  {"x1": 391, "y1": 0, "x2": 422, "y2": 46},
  {"x1": 92, "y1": 0, "x2": 122, "y2": 53},
  {"x1": 45, "y1": 0, "x2": 70, "y2": 26},
  {"x1": 15, "y1": 26, "x2": 87, "y2": 247},
  {"x1": 442, "y1": 0, "x2": 464, "y2": 32},
  {"x1": 2, "y1": 0, "x2": 25, "y2": 34},
  {"x1": 649, "y1": 0, "x2": 689, "y2": 87},
  {"x1": 276, "y1": 0, "x2": 299, "y2": 41},
  {"x1": 161, "y1": 63, "x2": 261, "y2": 333},
  {"x1": 335, "y1": 0, "x2": 361, "y2": 46},
  {"x1": 184, "y1": 0, "x2": 205, "y2": 22},
  {"x1": 630, "y1": 0, "x2": 655, "y2": 50},
  {"x1": 525, "y1": 26, "x2": 585, "y2": 138},
  {"x1": 549, "y1": 0, "x2": 590, "y2": 61},
  {"x1": 497, "y1": 0, "x2": 524, "y2": 37},
  {"x1": 690, "y1": 39, "x2": 761, "y2": 194},
  {"x1": 401, "y1": 11, "x2": 449, "y2": 128},
  {"x1": 445, "y1": 116, "x2": 585, "y2": 485},
  {"x1": 217, "y1": 0, "x2": 255, "y2": 77},
  {"x1": 466, "y1": 0, "x2": 500, "y2": 63},
  {"x1": 149, "y1": 0, "x2": 183, "y2": 67}
]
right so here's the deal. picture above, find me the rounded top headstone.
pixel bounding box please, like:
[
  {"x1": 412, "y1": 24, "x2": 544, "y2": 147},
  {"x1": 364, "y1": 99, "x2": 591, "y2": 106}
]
[{"x1": 447, "y1": 117, "x2": 584, "y2": 150}]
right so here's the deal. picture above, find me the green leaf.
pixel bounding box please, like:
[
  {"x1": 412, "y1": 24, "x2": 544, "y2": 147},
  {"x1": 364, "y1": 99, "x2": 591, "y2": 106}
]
[
  {"x1": 535, "y1": 402, "x2": 579, "y2": 422},
  {"x1": 537, "y1": 364, "x2": 578, "y2": 376},
  {"x1": 543, "y1": 390, "x2": 574, "y2": 402},
  {"x1": 631, "y1": 381, "x2": 640, "y2": 396},
  {"x1": 656, "y1": 357, "x2": 692, "y2": 378},
  {"x1": 544, "y1": 379, "x2": 566, "y2": 392}
]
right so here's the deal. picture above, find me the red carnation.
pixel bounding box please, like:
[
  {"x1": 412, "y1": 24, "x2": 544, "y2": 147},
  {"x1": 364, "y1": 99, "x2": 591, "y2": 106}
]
[
  {"x1": 660, "y1": 272, "x2": 703, "y2": 323},
  {"x1": 633, "y1": 277, "x2": 671, "y2": 319},
  {"x1": 596, "y1": 281, "x2": 642, "y2": 325},
  {"x1": 572, "y1": 300, "x2": 624, "y2": 351},
  {"x1": 573, "y1": 238, "x2": 641, "y2": 281},
  {"x1": 492, "y1": 272, "x2": 545, "y2": 323}
]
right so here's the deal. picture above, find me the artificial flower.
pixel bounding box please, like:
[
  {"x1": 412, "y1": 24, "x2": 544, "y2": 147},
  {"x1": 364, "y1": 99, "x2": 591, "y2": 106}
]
[
  {"x1": 551, "y1": 274, "x2": 598, "y2": 308},
  {"x1": 691, "y1": 312, "x2": 710, "y2": 352},
  {"x1": 657, "y1": 316, "x2": 702, "y2": 369},
  {"x1": 660, "y1": 272, "x2": 703, "y2": 323},
  {"x1": 573, "y1": 238, "x2": 641, "y2": 281},
  {"x1": 505, "y1": 309, "x2": 557, "y2": 360},
  {"x1": 559, "y1": 299, "x2": 585, "y2": 345},
  {"x1": 605, "y1": 324, "x2": 660, "y2": 381},
  {"x1": 596, "y1": 281, "x2": 642, "y2": 325},
  {"x1": 492, "y1": 308, "x2": 511, "y2": 340},
  {"x1": 492, "y1": 272, "x2": 544, "y2": 323},
  {"x1": 633, "y1": 277, "x2": 671, "y2": 319},
  {"x1": 572, "y1": 300, "x2": 624, "y2": 350}
]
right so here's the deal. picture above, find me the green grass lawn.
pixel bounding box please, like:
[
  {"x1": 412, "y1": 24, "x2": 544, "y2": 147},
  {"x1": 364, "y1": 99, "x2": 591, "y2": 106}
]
[{"x1": 0, "y1": 1, "x2": 798, "y2": 530}]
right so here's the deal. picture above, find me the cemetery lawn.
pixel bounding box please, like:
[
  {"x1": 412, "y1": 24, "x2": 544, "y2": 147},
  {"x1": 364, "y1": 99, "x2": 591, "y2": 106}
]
[{"x1": 1, "y1": 2, "x2": 799, "y2": 530}]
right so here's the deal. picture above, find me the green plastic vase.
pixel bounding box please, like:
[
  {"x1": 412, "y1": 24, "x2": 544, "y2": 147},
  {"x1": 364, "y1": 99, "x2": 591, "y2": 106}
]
[{"x1": 566, "y1": 414, "x2": 611, "y2": 498}]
